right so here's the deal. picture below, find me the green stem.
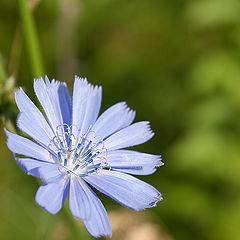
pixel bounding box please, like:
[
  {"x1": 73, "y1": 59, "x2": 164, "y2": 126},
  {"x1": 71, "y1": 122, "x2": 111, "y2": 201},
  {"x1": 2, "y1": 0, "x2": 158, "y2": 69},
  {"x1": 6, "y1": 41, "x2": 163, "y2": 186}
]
[
  {"x1": 18, "y1": 0, "x2": 44, "y2": 77},
  {"x1": 0, "y1": 54, "x2": 6, "y2": 83}
]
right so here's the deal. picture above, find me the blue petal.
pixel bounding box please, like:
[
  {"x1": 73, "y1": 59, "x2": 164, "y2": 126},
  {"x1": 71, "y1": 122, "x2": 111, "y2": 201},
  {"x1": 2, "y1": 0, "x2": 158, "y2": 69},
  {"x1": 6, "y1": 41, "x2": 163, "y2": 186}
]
[
  {"x1": 72, "y1": 76, "x2": 102, "y2": 144},
  {"x1": 80, "y1": 181, "x2": 112, "y2": 237},
  {"x1": 45, "y1": 75, "x2": 72, "y2": 126},
  {"x1": 37, "y1": 164, "x2": 66, "y2": 183},
  {"x1": 58, "y1": 82, "x2": 72, "y2": 126},
  {"x1": 34, "y1": 77, "x2": 64, "y2": 133},
  {"x1": 35, "y1": 177, "x2": 69, "y2": 214},
  {"x1": 91, "y1": 102, "x2": 135, "y2": 140},
  {"x1": 103, "y1": 150, "x2": 163, "y2": 175},
  {"x1": 69, "y1": 177, "x2": 111, "y2": 237},
  {"x1": 84, "y1": 170, "x2": 162, "y2": 211},
  {"x1": 16, "y1": 157, "x2": 65, "y2": 183},
  {"x1": 69, "y1": 177, "x2": 91, "y2": 220},
  {"x1": 15, "y1": 88, "x2": 55, "y2": 146},
  {"x1": 104, "y1": 121, "x2": 154, "y2": 150},
  {"x1": 17, "y1": 113, "x2": 55, "y2": 154},
  {"x1": 15, "y1": 157, "x2": 55, "y2": 178},
  {"x1": 5, "y1": 129, "x2": 52, "y2": 162}
]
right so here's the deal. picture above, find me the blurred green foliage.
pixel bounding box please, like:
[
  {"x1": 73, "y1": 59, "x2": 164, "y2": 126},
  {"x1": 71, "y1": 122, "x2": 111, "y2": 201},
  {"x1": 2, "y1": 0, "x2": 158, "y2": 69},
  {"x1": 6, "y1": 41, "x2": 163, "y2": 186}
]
[{"x1": 1, "y1": 0, "x2": 240, "y2": 239}]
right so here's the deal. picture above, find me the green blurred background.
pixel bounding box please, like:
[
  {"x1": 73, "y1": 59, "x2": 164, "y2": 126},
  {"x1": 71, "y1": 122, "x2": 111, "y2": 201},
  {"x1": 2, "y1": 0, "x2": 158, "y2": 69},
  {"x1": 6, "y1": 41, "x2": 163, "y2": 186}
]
[{"x1": 1, "y1": 0, "x2": 240, "y2": 239}]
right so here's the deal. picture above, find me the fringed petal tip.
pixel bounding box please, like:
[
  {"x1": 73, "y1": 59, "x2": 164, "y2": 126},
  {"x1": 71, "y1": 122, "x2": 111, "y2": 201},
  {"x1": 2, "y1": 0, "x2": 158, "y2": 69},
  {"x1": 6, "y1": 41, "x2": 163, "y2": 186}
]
[
  {"x1": 150, "y1": 195, "x2": 163, "y2": 208},
  {"x1": 74, "y1": 75, "x2": 102, "y2": 90},
  {"x1": 121, "y1": 101, "x2": 136, "y2": 121},
  {"x1": 74, "y1": 75, "x2": 102, "y2": 93},
  {"x1": 74, "y1": 76, "x2": 89, "y2": 88},
  {"x1": 149, "y1": 155, "x2": 164, "y2": 174},
  {"x1": 33, "y1": 76, "x2": 44, "y2": 84},
  {"x1": 14, "y1": 87, "x2": 24, "y2": 104},
  {"x1": 33, "y1": 75, "x2": 55, "y2": 87},
  {"x1": 138, "y1": 121, "x2": 155, "y2": 141},
  {"x1": 104, "y1": 121, "x2": 155, "y2": 150},
  {"x1": 33, "y1": 75, "x2": 56, "y2": 87},
  {"x1": 156, "y1": 155, "x2": 164, "y2": 167},
  {"x1": 145, "y1": 121, "x2": 155, "y2": 138},
  {"x1": 113, "y1": 101, "x2": 136, "y2": 126},
  {"x1": 75, "y1": 75, "x2": 87, "y2": 81},
  {"x1": 44, "y1": 75, "x2": 62, "y2": 87},
  {"x1": 141, "y1": 189, "x2": 163, "y2": 209}
]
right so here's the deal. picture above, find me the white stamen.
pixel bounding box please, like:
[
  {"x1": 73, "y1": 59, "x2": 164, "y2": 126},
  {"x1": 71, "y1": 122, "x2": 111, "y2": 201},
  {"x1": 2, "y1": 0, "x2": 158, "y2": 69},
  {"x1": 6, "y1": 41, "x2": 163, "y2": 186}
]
[{"x1": 49, "y1": 124, "x2": 106, "y2": 177}]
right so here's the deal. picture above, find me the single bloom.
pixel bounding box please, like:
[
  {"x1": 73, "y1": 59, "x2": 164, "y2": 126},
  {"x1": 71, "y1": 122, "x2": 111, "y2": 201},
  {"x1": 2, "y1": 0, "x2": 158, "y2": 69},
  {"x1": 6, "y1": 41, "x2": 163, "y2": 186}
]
[{"x1": 5, "y1": 76, "x2": 163, "y2": 237}]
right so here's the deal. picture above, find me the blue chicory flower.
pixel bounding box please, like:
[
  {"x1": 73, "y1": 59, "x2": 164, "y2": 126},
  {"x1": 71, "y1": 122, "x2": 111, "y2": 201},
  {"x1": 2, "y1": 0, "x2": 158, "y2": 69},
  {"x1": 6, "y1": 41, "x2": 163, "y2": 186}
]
[{"x1": 5, "y1": 76, "x2": 163, "y2": 237}]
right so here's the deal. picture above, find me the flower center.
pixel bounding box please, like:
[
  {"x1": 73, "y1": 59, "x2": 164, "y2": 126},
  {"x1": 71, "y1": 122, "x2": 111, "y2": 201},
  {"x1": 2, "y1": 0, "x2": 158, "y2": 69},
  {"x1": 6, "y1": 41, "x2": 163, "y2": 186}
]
[{"x1": 49, "y1": 124, "x2": 107, "y2": 177}]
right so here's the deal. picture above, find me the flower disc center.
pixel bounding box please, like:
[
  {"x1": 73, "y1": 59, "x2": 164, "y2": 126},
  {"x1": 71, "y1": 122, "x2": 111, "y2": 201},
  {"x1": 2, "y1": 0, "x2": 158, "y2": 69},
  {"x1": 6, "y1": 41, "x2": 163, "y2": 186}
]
[{"x1": 50, "y1": 124, "x2": 106, "y2": 177}]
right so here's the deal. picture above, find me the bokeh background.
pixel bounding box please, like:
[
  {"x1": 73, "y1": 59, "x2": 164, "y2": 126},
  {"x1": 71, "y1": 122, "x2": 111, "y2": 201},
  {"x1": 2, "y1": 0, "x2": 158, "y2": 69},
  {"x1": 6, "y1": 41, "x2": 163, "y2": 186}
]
[{"x1": 1, "y1": 0, "x2": 240, "y2": 239}]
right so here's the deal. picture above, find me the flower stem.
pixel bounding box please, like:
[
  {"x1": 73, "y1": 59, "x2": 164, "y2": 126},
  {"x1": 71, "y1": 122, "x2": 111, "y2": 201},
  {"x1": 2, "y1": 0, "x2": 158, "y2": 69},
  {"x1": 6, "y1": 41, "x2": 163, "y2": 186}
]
[
  {"x1": 18, "y1": 0, "x2": 44, "y2": 77},
  {"x1": 0, "y1": 54, "x2": 6, "y2": 84}
]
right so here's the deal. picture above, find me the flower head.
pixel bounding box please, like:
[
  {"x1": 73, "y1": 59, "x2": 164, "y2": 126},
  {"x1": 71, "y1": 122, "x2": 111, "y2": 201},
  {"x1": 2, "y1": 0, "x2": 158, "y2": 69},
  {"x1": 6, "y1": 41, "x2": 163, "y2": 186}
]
[{"x1": 5, "y1": 76, "x2": 163, "y2": 237}]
